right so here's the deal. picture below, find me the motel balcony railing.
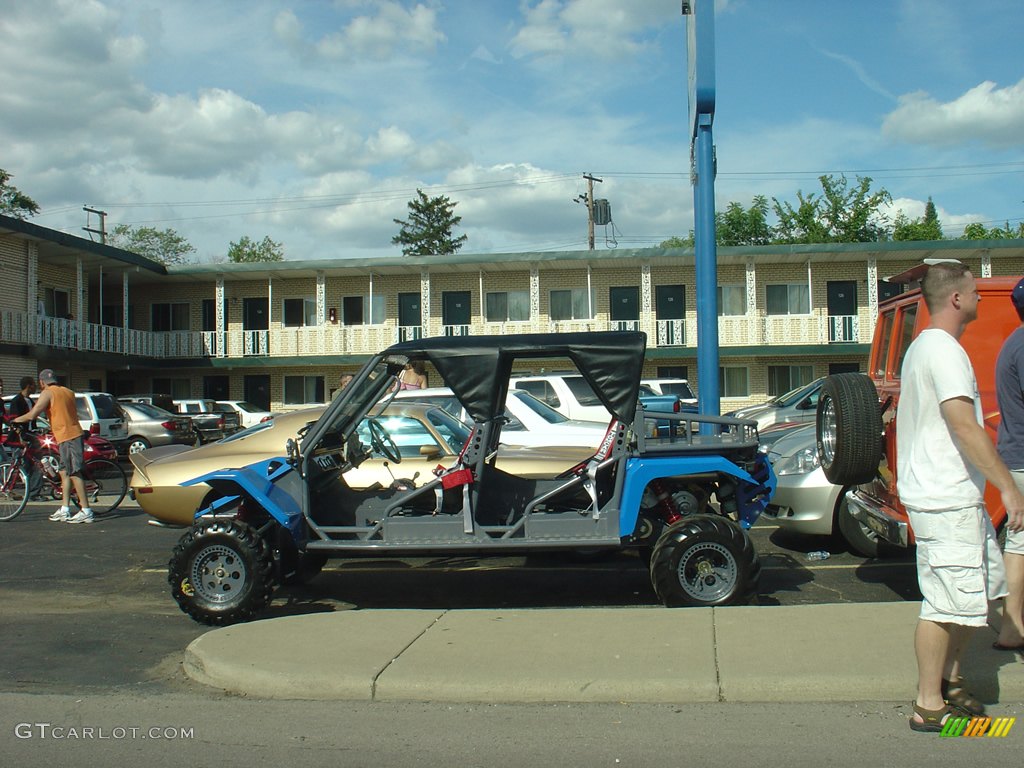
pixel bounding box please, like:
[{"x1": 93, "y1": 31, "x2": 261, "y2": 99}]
[{"x1": 0, "y1": 309, "x2": 864, "y2": 360}]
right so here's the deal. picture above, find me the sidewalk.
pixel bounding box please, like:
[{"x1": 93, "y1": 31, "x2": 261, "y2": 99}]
[{"x1": 183, "y1": 602, "x2": 1024, "y2": 703}]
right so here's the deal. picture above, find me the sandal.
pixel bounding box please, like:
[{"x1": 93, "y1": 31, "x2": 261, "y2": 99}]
[
  {"x1": 909, "y1": 703, "x2": 953, "y2": 733},
  {"x1": 942, "y1": 678, "x2": 986, "y2": 716}
]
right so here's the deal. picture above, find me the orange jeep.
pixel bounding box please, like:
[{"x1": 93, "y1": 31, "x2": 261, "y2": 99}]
[{"x1": 815, "y1": 271, "x2": 1022, "y2": 551}]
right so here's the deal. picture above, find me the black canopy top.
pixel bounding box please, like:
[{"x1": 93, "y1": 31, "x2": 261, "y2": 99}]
[{"x1": 383, "y1": 331, "x2": 647, "y2": 424}]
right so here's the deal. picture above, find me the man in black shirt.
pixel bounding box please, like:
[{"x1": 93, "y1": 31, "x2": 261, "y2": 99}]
[{"x1": 10, "y1": 376, "x2": 36, "y2": 424}]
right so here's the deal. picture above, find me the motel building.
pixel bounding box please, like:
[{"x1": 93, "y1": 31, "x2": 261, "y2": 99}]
[{"x1": 2, "y1": 212, "x2": 1022, "y2": 413}]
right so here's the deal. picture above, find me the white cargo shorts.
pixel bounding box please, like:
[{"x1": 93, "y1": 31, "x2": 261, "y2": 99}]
[{"x1": 907, "y1": 504, "x2": 1007, "y2": 627}]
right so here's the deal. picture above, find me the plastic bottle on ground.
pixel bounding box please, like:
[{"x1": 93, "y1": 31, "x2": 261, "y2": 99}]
[{"x1": 806, "y1": 550, "x2": 831, "y2": 562}]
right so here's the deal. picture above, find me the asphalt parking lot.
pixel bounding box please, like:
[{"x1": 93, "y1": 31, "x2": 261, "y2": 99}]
[{"x1": 0, "y1": 496, "x2": 920, "y2": 694}]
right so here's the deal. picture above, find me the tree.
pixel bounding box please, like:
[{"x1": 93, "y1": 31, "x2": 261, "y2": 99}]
[
  {"x1": 392, "y1": 189, "x2": 467, "y2": 257},
  {"x1": 893, "y1": 197, "x2": 944, "y2": 241},
  {"x1": 0, "y1": 167, "x2": 40, "y2": 219},
  {"x1": 716, "y1": 195, "x2": 773, "y2": 246},
  {"x1": 772, "y1": 174, "x2": 892, "y2": 244},
  {"x1": 227, "y1": 235, "x2": 285, "y2": 263},
  {"x1": 107, "y1": 224, "x2": 196, "y2": 265},
  {"x1": 960, "y1": 220, "x2": 1024, "y2": 240},
  {"x1": 659, "y1": 234, "x2": 694, "y2": 248}
]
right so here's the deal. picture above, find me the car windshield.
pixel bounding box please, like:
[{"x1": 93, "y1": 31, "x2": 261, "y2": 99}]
[
  {"x1": 213, "y1": 403, "x2": 235, "y2": 414},
  {"x1": 563, "y1": 375, "x2": 602, "y2": 407},
  {"x1": 424, "y1": 407, "x2": 471, "y2": 452},
  {"x1": 128, "y1": 402, "x2": 175, "y2": 419},
  {"x1": 510, "y1": 390, "x2": 569, "y2": 424},
  {"x1": 771, "y1": 379, "x2": 821, "y2": 407},
  {"x1": 234, "y1": 402, "x2": 263, "y2": 413},
  {"x1": 86, "y1": 394, "x2": 121, "y2": 419}
]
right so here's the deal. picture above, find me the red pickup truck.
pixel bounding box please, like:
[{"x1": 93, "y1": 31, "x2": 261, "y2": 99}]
[{"x1": 815, "y1": 272, "x2": 1022, "y2": 550}]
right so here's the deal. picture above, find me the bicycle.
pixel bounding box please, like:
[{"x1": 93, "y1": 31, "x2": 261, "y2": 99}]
[{"x1": 0, "y1": 425, "x2": 127, "y2": 522}]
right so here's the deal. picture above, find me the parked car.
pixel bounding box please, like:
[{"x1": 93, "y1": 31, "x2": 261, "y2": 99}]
[
  {"x1": 216, "y1": 400, "x2": 273, "y2": 429},
  {"x1": 163, "y1": 331, "x2": 776, "y2": 625},
  {"x1": 641, "y1": 378, "x2": 698, "y2": 406},
  {"x1": 75, "y1": 392, "x2": 128, "y2": 447},
  {"x1": 817, "y1": 270, "x2": 1022, "y2": 549},
  {"x1": 118, "y1": 393, "x2": 176, "y2": 412},
  {"x1": 131, "y1": 403, "x2": 592, "y2": 527},
  {"x1": 172, "y1": 399, "x2": 232, "y2": 443},
  {"x1": 120, "y1": 401, "x2": 199, "y2": 455},
  {"x1": 762, "y1": 423, "x2": 883, "y2": 557},
  {"x1": 510, "y1": 373, "x2": 683, "y2": 422},
  {"x1": 725, "y1": 378, "x2": 825, "y2": 431},
  {"x1": 394, "y1": 386, "x2": 608, "y2": 447}
]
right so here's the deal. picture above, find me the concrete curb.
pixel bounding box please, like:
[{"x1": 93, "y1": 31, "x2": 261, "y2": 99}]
[{"x1": 182, "y1": 602, "x2": 1024, "y2": 703}]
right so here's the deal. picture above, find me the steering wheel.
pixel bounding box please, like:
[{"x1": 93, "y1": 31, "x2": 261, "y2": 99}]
[{"x1": 366, "y1": 418, "x2": 401, "y2": 464}]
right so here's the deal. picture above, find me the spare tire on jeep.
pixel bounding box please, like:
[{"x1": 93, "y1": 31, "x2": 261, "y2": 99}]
[{"x1": 816, "y1": 373, "x2": 883, "y2": 486}]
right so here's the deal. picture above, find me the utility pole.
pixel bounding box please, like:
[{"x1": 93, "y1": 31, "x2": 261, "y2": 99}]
[
  {"x1": 83, "y1": 206, "x2": 107, "y2": 244},
  {"x1": 573, "y1": 173, "x2": 603, "y2": 250},
  {"x1": 684, "y1": 0, "x2": 720, "y2": 423}
]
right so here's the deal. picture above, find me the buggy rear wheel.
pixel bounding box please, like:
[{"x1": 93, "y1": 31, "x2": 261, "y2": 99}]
[
  {"x1": 650, "y1": 515, "x2": 759, "y2": 607},
  {"x1": 169, "y1": 519, "x2": 274, "y2": 625}
]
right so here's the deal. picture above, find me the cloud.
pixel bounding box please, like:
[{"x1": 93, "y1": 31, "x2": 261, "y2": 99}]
[
  {"x1": 813, "y1": 48, "x2": 897, "y2": 102},
  {"x1": 882, "y1": 79, "x2": 1024, "y2": 148},
  {"x1": 509, "y1": 0, "x2": 676, "y2": 61},
  {"x1": 274, "y1": 2, "x2": 445, "y2": 63}
]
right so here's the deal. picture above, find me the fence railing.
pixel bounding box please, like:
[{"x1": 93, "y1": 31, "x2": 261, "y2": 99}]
[
  {"x1": 0, "y1": 309, "x2": 858, "y2": 360},
  {"x1": 827, "y1": 314, "x2": 860, "y2": 343}
]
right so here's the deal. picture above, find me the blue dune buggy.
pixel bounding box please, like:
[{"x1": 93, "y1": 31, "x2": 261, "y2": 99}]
[{"x1": 168, "y1": 331, "x2": 776, "y2": 624}]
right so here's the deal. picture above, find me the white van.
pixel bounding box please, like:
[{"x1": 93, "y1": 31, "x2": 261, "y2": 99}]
[{"x1": 75, "y1": 392, "x2": 128, "y2": 446}]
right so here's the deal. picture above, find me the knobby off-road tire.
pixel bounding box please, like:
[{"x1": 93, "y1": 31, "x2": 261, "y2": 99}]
[
  {"x1": 650, "y1": 515, "x2": 760, "y2": 607},
  {"x1": 816, "y1": 373, "x2": 882, "y2": 486},
  {"x1": 169, "y1": 519, "x2": 274, "y2": 625}
]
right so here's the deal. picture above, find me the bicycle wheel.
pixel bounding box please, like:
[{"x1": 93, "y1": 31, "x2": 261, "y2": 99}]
[
  {"x1": 0, "y1": 462, "x2": 30, "y2": 522},
  {"x1": 77, "y1": 458, "x2": 127, "y2": 515}
]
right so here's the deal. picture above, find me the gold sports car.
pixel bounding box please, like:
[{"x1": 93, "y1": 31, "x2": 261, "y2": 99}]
[{"x1": 130, "y1": 402, "x2": 593, "y2": 526}]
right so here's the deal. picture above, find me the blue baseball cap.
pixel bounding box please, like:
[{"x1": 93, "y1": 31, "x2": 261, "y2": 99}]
[{"x1": 1013, "y1": 277, "x2": 1024, "y2": 310}]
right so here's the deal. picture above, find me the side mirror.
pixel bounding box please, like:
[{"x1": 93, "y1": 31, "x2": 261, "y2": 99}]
[
  {"x1": 286, "y1": 438, "x2": 298, "y2": 464},
  {"x1": 419, "y1": 444, "x2": 443, "y2": 460}
]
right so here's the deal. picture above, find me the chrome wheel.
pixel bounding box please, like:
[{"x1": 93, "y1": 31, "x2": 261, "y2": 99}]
[
  {"x1": 191, "y1": 544, "x2": 248, "y2": 604},
  {"x1": 676, "y1": 542, "x2": 738, "y2": 603}
]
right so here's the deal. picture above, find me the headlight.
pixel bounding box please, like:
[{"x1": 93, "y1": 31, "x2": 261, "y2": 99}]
[{"x1": 773, "y1": 446, "x2": 820, "y2": 476}]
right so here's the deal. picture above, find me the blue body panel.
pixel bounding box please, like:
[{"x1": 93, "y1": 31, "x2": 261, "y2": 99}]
[
  {"x1": 618, "y1": 453, "x2": 776, "y2": 536},
  {"x1": 184, "y1": 457, "x2": 305, "y2": 539}
]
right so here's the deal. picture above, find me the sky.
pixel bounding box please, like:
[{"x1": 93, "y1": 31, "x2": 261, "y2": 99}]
[{"x1": 2, "y1": 0, "x2": 1023, "y2": 263}]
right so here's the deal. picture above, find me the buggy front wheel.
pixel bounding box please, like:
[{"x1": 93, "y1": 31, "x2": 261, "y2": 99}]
[
  {"x1": 0, "y1": 462, "x2": 29, "y2": 522},
  {"x1": 169, "y1": 519, "x2": 274, "y2": 625},
  {"x1": 77, "y1": 458, "x2": 128, "y2": 515}
]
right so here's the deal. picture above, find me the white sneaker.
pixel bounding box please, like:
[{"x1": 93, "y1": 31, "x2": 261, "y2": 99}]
[
  {"x1": 66, "y1": 510, "x2": 94, "y2": 524},
  {"x1": 49, "y1": 508, "x2": 70, "y2": 522}
]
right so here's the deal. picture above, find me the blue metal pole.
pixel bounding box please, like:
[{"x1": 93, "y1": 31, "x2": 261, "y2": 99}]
[{"x1": 694, "y1": 113, "x2": 719, "y2": 419}]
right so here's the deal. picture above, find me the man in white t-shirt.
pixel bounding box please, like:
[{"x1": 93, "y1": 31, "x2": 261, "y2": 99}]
[{"x1": 897, "y1": 261, "x2": 1024, "y2": 732}]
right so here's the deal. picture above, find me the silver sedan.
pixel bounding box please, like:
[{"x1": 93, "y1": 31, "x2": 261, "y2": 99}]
[
  {"x1": 121, "y1": 401, "x2": 199, "y2": 455},
  {"x1": 761, "y1": 423, "x2": 884, "y2": 557}
]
